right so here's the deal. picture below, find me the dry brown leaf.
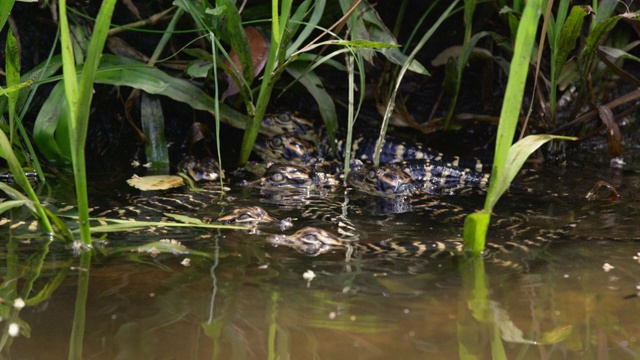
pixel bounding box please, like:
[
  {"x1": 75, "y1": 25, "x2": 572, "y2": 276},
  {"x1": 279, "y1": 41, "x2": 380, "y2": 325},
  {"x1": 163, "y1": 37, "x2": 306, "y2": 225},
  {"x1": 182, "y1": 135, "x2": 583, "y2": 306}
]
[{"x1": 222, "y1": 27, "x2": 268, "y2": 100}]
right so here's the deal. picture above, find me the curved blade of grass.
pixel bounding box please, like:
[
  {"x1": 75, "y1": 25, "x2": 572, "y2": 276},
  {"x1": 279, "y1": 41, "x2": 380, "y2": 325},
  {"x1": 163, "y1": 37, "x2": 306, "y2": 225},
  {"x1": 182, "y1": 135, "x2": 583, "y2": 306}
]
[
  {"x1": 487, "y1": 134, "x2": 577, "y2": 210},
  {"x1": 373, "y1": 0, "x2": 459, "y2": 166},
  {"x1": 287, "y1": 0, "x2": 322, "y2": 57},
  {"x1": 338, "y1": 0, "x2": 428, "y2": 74},
  {"x1": 0, "y1": 199, "x2": 30, "y2": 214}
]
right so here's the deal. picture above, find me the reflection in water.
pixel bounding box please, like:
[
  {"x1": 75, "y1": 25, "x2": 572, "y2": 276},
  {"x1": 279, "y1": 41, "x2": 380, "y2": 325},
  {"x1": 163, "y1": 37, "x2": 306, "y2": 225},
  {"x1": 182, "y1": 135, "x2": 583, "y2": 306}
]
[{"x1": 1, "y1": 165, "x2": 640, "y2": 358}]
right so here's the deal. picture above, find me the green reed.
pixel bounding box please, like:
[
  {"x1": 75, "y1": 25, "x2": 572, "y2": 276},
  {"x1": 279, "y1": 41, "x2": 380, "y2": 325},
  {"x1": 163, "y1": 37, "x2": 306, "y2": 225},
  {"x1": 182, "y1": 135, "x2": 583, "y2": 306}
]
[
  {"x1": 57, "y1": 0, "x2": 117, "y2": 244},
  {"x1": 238, "y1": 0, "x2": 294, "y2": 165},
  {"x1": 462, "y1": 0, "x2": 578, "y2": 255},
  {"x1": 0, "y1": 26, "x2": 53, "y2": 234}
]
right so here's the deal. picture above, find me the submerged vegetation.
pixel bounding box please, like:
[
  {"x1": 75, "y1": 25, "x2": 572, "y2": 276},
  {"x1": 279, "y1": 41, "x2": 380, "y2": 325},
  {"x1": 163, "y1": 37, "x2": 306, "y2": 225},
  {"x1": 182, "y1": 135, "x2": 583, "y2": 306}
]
[{"x1": 0, "y1": 0, "x2": 639, "y2": 357}]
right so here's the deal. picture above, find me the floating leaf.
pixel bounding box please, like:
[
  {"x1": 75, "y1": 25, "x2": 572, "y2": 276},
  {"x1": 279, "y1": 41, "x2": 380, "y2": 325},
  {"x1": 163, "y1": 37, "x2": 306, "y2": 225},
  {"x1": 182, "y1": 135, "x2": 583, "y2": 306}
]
[{"x1": 126, "y1": 175, "x2": 185, "y2": 191}]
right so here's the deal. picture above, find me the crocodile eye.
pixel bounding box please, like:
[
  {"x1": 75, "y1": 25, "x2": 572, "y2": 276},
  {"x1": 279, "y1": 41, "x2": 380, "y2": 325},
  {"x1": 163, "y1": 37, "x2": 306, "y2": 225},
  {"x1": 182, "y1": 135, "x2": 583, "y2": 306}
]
[
  {"x1": 303, "y1": 234, "x2": 318, "y2": 243},
  {"x1": 366, "y1": 170, "x2": 377, "y2": 181},
  {"x1": 271, "y1": 172, "x2": 285, "y2": 183},
  {"x1": 277, "y1": 113, "x2": 291, "y2": 123},
  {"x1": 270, "y1": 137, "x2": 283, "y2": 148},
  {"x1": 238, "y1": 213, "x2": 253, "y2": 221}
]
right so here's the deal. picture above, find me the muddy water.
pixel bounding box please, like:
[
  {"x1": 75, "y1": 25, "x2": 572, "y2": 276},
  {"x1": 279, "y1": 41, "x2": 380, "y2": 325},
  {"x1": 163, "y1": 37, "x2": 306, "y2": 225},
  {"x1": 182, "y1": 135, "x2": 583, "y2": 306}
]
[{"x1": 2, "y1": 162, "x2": 640, "y2": 359}]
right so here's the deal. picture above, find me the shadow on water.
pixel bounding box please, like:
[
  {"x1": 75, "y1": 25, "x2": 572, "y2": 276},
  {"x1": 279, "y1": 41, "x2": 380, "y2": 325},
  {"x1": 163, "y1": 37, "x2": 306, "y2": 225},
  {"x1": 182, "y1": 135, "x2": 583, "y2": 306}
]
[{"x1": 1, "y1": 163, "x2": 640, "y2": 359}]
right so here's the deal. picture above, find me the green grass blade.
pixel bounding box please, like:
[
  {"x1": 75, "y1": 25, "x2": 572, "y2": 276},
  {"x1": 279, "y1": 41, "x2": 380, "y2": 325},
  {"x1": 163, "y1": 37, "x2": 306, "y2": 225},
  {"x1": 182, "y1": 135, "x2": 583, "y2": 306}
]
[
  {"x1": 58, "y1": 0, "x2": 78, "y2": 120},
  {"x1": 74, "y1": 0, "x2": 116, "y2": 236},
  {"x1": 484, "y1": 0, "x2": 542, "y2": 199},
  {"x1": 462, "y1": 210, "x2": 490, "y2": 255},
  {"x1": 463, "y1": 0, "x2": 543, "y2": 255},
  {"x1": 0, "y1": 37, "x2": 53, "y2": 234},
  {"x1": 68, "y1": 251, "x2": 91, "y2": 360},
  {"x1": 238, "y1": 0, "x2": 293, "y2": 165},
  {"x1": 286, "y1": 0, "x2": 321, "y2": 57},
  {"x1": 5, "y1": 28, "x2": 20, "y2": 144}
]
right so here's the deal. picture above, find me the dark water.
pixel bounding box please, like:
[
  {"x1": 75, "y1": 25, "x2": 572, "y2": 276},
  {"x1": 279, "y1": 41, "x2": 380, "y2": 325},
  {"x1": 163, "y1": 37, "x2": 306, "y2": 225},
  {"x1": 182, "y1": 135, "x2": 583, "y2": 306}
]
[{"x1": 2, "y1": 161, "x2": 640, "y2": 359}]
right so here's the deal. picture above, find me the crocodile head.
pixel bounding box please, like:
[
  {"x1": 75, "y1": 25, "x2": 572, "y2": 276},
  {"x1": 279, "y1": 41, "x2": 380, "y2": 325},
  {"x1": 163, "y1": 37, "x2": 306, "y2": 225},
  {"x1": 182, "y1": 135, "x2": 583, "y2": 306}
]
[
  {"x1": 267, "y1": 227, "x2": 343, "y2": 256},
  {"x1": 177, "y1": 156, "x2": 222, "y2": 181},
  {"x1": 216, "y1": 206, "x2": 277, "y2": 224},
  {"x1": 347, "y1": 164, "x2": 420, "y2": 198},
  {"x1": 254, "y1": 133, "x2": 319, "y2": 165},
  {"x1": 246, "y1": 163, "x2": 316, "y2": 189},
  {"x1": 261, "y1": 112, "x2": 318, "y2": 141}
]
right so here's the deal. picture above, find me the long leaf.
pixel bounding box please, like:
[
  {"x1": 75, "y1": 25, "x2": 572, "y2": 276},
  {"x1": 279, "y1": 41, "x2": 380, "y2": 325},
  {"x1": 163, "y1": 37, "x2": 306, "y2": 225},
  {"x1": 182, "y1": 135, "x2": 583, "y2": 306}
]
[
  {"x1": 140, "y1": 93, "x2": 170, "y2": 172},
  {"x1": 553, "y1": 6, "x2": 589, "y2": 82},
  {"x1": 285, "y1": 63, "x2": 337, "y2": 143},
  {"x1": 34, "y1": 56, "x2": 249, "y2": 163},
  {"x1": 0, "y1": 0, "x2": 15, "y2": 33},
  {"x1": 222, "y1": 0, "x2": 253, "y2": 82},
  {"x1": 0, "y1": 199, "x2": 30, "y2": 215},
  {"x1": 287, "y1": 0, "x2": 322, "y2": 57}
]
